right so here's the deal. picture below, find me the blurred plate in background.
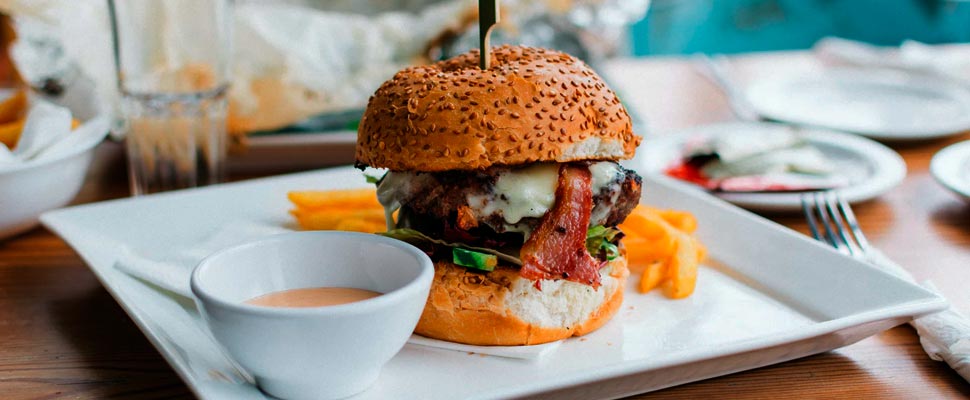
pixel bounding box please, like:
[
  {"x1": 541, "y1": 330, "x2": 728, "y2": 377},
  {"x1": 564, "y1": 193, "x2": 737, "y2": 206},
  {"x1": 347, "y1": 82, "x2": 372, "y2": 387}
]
[
  {"x1": 745, "y1": 68, "x2": 970, "y2": 140},
  {"x1": 931, "y1": 140, "x2": 970, "y2": 201},
  {"x1": 632, "y1": 122, "x2": 906, "y2": 212}
]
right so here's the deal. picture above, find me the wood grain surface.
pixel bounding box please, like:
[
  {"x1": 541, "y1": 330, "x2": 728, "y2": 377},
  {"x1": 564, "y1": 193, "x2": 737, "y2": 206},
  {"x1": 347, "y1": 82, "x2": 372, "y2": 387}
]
[{"x1": 2, "y1": 50, "x2": 969, "y2": 399}]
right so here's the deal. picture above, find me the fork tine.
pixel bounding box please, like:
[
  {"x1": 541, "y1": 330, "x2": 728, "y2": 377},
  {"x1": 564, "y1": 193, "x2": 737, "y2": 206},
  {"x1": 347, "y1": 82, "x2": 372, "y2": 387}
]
[
  {"x1": 813, "y1": 191, "x2": 849, "y2": 253},
  {"x1": 836, "y1": 195, "x2": 872, "y2": 253},
  {"x1": 801, "y1": 194, "x2": 823, "y2": 241},
  {"x1": 823, "y1": 192, "x2": 862, "y2": 257}
]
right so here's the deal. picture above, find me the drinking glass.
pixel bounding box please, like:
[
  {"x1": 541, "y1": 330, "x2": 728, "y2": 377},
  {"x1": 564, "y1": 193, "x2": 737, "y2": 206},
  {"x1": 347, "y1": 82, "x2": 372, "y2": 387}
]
[{"x1": 108, "y1": 0, "x2": 232, "y2": 195}]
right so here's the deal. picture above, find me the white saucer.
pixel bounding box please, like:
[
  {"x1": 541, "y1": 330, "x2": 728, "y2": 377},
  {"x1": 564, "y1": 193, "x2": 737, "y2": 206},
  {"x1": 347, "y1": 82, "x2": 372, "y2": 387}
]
[
  {"x1": 745, "y1": 68, "x2": 970, "y2": 140},
  {"x1": 931, "y1": 140, "x2": 970, "y2": 201},
  {"x1": 630, "y1": 122, "x2": 907, "y2": 212}
]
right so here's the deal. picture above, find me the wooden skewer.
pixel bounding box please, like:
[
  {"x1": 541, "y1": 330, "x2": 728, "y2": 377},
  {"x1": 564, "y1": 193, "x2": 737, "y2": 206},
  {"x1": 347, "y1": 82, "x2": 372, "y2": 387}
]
[{"x1": 479, "y1": 0, "x2": 499, "y2": 70}]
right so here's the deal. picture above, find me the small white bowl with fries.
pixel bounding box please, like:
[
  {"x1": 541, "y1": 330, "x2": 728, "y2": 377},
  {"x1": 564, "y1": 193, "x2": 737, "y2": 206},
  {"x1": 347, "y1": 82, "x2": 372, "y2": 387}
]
[{"x1": 0, "y1": 91, "x2": 110, "y2": 239}]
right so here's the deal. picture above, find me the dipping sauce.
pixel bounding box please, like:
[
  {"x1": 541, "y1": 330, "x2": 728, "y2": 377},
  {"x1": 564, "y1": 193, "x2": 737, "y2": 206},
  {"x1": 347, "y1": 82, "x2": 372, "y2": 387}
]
[{"x1": 245, "y1": 287, "x2": 381, "y2": 308}]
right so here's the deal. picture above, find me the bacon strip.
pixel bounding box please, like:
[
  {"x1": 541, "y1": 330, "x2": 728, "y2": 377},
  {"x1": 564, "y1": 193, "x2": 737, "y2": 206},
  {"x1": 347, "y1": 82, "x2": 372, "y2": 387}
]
[{"x1": 520, "y1": 164, "x2": 601, "y2": 288}]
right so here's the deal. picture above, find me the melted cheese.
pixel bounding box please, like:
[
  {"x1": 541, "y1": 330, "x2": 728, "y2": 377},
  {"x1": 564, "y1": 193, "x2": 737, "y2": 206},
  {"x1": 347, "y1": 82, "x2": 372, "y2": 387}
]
[
  {"x1": 469, "y1": 162, "x2": 620, "y2": 226},
  {"x1": 589, "y1": 161, "x2": 621, "y2": 192},
  {"x1": 471, "y1": 163, "x2": 560, "y2": 225},
  {"x1": 376, "y1": 171, "x2": 413, "y2": 230}
]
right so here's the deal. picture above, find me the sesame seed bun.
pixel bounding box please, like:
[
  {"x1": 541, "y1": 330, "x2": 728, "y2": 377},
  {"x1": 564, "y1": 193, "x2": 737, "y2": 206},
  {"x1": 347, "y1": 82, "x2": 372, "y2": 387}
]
[
  {"x1": 415, "y1": 254, "x2": 628, "y2": 346},
  {"x1": 356, "y1": 45, "x2": 641, "y2": 171}
]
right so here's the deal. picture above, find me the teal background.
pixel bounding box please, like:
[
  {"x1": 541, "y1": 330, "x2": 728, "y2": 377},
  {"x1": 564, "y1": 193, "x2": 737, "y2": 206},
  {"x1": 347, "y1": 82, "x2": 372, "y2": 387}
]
[{"x1": 630, "y1": 0, "x2": 970, "y2": 55}]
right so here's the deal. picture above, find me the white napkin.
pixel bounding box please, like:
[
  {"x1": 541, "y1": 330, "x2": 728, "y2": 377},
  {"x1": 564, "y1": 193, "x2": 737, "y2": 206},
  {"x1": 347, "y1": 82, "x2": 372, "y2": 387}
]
[
  {"x1": 0, "y1": 100, "x2": 110, "y2": 168},
  {"x1": 114, "y1": 221, "x2": 558, "y2": 361},
  {"x1": 813, "y1": 37, "x2": 970, "y2": 86},
  {"x1": 865, "y1": 249, "x2": 970, "y2": 382}
]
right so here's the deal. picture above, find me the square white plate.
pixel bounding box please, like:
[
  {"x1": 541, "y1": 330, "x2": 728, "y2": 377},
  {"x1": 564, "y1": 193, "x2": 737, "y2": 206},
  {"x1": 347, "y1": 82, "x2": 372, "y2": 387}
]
[{"x1": 41, "y1": 167, "x2": 945, "y2": 400}]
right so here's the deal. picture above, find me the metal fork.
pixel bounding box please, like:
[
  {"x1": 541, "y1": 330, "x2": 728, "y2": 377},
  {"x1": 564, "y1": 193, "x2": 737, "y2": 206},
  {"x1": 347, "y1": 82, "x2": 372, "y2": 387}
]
[
  {"x1": 802, "y1": 192, "x2": 970, "y2": 383},
  {"x1": 800, "y1": 191, "x2": 872, "y2": 259}
]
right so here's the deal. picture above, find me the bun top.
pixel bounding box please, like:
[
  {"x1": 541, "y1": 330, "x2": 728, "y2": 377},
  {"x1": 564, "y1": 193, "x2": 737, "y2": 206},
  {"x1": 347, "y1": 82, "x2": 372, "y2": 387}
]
[{"x1": 355, "y1": 45, "x2": 641, "y2": 171}]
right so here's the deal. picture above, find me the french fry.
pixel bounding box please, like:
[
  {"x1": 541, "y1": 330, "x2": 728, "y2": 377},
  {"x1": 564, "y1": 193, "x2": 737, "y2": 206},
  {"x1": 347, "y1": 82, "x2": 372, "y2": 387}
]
[
  {"x1": 663, "y1": 234, "x2": 700, "y2": 299},
  {"x1": 624, "y1": 236, "x2": 675, "y2": 266},
  {"x1": 621, "y1": 204, "x2": 703, "y2": 298},
  {"x1": 620, "y1": 208, "x2": 670, "y2": 240},
  {"x1": 696, "y1": 242, "x2": 707, "y2": 262},
  {"x1": 656, "y1": 209, "x2": 698, "y2": 233},
  {"x1": 290, "y1": 208, "x2": 385, "y2": 231},
  {"x1": 638, "y1": 261, "x2": 667, "y2": 293},
  {"x1": 0, "y1": 118, "x2": 24, "y2": 149},
  {"x1": 287, "y1": 189, "x2": 381, "y2": 210},
  {"x1": 287, "y1": 187, "x2": 393, "y2": 234},
  {"x1": 0, "y1": 90, "x2": 26, "y2": 124}
]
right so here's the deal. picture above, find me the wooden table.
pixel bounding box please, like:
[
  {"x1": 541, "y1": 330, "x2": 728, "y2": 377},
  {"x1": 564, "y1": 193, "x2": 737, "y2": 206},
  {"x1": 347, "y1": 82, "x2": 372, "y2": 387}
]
[{"x1": 3, "y1": 50, "x2": 969, "y2": 399}]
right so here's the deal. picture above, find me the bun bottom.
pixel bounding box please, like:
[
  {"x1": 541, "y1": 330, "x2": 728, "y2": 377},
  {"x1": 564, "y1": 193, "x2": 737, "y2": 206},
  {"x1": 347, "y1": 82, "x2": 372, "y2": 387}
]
[{"x1": 414, "y1": 255, "x2": 628, "y2": 346}]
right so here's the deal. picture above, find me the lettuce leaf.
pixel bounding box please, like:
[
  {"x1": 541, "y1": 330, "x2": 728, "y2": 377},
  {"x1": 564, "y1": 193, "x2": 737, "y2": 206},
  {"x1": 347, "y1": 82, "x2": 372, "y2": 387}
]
[
  {"x1": 586, "y1": 226, "x2": 623, "y2": 261},
  {"x1": 379, "y1": 228, "x2": 523, "y2": 266},
  {"x1": 364, "y1": 173, "x2": 383, "y2": 185},
  {"x1": 382, "y1": 225, "x2": 624, "y2": 267}
]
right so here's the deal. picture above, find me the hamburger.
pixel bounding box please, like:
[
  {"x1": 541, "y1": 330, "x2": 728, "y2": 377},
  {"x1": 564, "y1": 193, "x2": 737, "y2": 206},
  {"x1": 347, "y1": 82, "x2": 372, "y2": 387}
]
[{"x1": 356, "y1": 45, "x2": 642, "y2": 346}]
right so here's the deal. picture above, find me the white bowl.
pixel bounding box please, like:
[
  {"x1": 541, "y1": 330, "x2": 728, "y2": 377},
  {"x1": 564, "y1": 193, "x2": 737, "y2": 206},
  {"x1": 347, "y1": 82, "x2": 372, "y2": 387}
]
[
  {"x1": 191, "y1": 231, "x2": 434, "y2": 400},
  {"x1": 0, "y1": 133, "x2": 102, "y2": 240}
]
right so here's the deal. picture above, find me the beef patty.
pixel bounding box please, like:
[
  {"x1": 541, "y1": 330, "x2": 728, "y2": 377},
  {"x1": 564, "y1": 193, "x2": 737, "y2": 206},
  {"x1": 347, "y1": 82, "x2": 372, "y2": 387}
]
[{"x1": 377, "y1": 161, "x2": 642, "y2": 239}]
